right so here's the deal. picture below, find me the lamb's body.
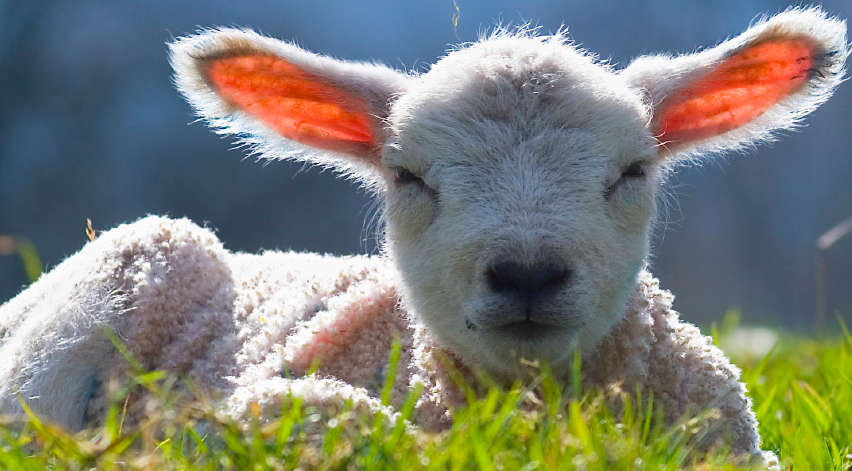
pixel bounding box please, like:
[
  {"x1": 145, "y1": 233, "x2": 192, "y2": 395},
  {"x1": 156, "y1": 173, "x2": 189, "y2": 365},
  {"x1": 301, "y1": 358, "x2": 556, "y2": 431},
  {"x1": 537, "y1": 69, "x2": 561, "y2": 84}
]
[{"x1": 0, "y1": 216, "x2": 766, "y2": 460}]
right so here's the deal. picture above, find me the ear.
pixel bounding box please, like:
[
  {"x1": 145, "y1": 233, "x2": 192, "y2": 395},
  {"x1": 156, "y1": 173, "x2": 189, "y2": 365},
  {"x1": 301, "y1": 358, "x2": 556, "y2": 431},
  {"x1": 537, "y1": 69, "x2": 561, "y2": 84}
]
[
  {"x1": 621, "y1": 7, "x2": 847, "y2": 159},
  {"x1": 169, "y1": 28, "x2": 409, "y2": 179}
]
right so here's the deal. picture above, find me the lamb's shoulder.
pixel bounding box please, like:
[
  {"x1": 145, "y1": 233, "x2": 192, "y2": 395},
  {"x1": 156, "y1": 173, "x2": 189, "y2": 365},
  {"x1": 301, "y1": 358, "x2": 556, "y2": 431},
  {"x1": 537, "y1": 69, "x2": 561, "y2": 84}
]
[
  {"x1": 218, "y1": 249, "x2": 418, "y2": 428},
  {"x1": 588, "y1": 271, "x2": 762, "y2": 456},
  {"x1": 223, "y1": 249, "x2": 413, "y2": 406}
]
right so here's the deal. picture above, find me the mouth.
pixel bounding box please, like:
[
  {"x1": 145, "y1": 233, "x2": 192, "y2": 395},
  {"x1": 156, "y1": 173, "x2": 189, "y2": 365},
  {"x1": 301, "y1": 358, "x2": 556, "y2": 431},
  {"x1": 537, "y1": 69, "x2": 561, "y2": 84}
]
[{"x1": 496, "y1": 320, "x2": 563, "y2": 340}]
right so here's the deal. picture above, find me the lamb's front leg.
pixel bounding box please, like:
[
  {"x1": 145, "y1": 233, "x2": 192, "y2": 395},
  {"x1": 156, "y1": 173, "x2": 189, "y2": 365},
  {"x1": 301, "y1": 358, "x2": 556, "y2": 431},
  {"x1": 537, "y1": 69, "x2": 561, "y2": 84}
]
[
  {"x1": 226, "y1": 376, "x2": 399, "y2": 427},
  {"x1": 0, "y1": 216, "x2": 235, "y2": 430}
]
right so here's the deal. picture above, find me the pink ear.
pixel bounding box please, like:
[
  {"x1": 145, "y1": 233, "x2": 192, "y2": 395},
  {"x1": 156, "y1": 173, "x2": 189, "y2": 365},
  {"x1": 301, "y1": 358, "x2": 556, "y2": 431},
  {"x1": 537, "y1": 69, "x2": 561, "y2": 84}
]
[
  {"x1": 655, "y1": 38, "x2": 818, "y2": 149},
  {"x1": 206, "y1": 54, "x2": 380, "y2": 160}
]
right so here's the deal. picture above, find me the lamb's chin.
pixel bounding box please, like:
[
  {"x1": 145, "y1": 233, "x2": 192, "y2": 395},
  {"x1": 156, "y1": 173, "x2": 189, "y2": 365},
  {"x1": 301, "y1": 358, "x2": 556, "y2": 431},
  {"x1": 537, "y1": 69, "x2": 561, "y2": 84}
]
[
  {"x1": 496, "y1": 320, "x2": 565, "y2": 340},
  {"x1": 475, "y1": 328, "x2": 578, "y2": 377}
]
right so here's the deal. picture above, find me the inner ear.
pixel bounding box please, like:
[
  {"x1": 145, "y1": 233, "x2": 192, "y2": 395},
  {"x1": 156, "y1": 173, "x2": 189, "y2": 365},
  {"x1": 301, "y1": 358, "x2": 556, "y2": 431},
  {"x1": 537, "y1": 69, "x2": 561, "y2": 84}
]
[
  {"x1": 205, "y1": 54, "x2": 380, "y2": 159},
  {"x1": 655, "y1": 37, "x2": 818, "y2": 148}
]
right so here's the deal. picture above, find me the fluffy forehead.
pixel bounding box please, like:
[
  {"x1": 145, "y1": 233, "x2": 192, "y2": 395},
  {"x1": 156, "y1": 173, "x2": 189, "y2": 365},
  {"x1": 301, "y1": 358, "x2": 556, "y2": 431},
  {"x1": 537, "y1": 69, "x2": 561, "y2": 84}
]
[{"x1": 388, "y1": 32, "x2": 653, "y2": 168}]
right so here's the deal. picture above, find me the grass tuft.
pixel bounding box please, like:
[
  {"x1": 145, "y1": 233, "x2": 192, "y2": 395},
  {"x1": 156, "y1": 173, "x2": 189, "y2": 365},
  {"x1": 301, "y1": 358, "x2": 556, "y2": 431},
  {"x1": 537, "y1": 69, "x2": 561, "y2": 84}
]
[
  {"x1": 0, "y1": 236, "x2": 42, "y2": 283},
  {"x1": 1, "y1": 327, "x2": 851, "y2": 469}
]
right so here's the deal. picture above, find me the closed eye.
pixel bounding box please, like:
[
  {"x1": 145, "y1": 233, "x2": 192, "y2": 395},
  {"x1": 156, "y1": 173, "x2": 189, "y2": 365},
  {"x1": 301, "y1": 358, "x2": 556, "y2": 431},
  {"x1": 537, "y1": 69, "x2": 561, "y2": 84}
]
[
  {"x1": 621, "y1": 161, "x2": 646, "y2": 179},
  {"x1": 393, "y1": 167, "x2": 424, "y2": 186},
  {"x1": 604, "y1": 161, "x2": 647, "y2": 199},
  {"x1": 391, "y1": 166, "x2": 439, "y2": 200}
]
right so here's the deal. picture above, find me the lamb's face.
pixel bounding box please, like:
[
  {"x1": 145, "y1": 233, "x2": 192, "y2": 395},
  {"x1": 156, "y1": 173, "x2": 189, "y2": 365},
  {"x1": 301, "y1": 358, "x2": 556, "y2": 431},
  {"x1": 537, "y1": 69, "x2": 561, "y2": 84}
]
[{"x1": 382, "y1": 37, "x2": 658, "y2": 376}]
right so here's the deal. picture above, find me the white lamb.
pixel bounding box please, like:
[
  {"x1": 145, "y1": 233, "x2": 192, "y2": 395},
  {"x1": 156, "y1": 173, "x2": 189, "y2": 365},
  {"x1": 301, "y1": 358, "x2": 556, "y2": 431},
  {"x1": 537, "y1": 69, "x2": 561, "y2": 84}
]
[{"x1": 0, "y1": 7, "x2": 846, "y2": 466}]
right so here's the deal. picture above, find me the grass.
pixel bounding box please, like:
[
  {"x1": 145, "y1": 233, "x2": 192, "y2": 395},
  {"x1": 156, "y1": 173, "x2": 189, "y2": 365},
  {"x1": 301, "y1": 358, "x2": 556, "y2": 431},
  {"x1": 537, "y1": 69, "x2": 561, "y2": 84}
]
[
  {"x1": 0, "y1": 317, "x2": 851, "y2": 470},
  {"x1": 0, "y1": 235, "x2": 42, "y2": 283},
  {"x1": 742, "y1": 324, "x2": 852, "y2": 469}
]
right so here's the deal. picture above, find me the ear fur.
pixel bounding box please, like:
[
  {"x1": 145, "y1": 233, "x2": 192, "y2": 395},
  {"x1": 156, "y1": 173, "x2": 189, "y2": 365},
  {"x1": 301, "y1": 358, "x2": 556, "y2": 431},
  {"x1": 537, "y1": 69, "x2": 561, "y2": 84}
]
[
  {"x1": 621, "y1": 7, "x2": 847, "y2": 160},
  {"x1": 169, "y1": 28, "x2": 410, "y2": 180}
]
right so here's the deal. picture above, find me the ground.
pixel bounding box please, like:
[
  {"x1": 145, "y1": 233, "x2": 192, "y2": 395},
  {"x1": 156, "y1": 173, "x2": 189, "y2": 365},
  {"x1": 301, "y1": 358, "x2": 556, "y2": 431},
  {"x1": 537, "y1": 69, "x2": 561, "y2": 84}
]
[{"x1": 0, "y1": 312, "x2": 850, "y2": 470}]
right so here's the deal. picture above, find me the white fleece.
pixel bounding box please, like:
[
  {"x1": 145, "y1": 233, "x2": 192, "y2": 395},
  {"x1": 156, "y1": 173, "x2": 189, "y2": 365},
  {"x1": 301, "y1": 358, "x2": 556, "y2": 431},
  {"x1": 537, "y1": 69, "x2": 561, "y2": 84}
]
[{"x1": 0, "y1": 216, "x2": 775, "y2": 466}]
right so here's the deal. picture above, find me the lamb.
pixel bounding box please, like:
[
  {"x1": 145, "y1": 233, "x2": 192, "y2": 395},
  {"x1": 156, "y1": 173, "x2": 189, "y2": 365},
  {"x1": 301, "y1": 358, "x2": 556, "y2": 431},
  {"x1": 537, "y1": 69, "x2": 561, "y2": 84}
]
[{"x1": 0, "y1": 7, "x2": 846, "y2": 466}]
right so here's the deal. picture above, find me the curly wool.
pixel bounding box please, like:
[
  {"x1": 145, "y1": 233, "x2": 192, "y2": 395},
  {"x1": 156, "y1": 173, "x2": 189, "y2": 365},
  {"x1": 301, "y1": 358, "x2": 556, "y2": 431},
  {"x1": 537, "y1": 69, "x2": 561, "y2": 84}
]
[{"x1": 0, "y1": 216, "x2": 774, "y2": 466}]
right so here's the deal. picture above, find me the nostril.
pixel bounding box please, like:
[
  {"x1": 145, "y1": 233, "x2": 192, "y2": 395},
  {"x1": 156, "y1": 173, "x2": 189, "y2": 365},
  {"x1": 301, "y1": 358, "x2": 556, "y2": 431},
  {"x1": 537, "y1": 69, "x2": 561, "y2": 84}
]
[
  {"x1": 539, "y1": 264, "x2": 570, "y2": 290},
  {"x1": 486, "y1": 260, "x2": 570, "y2": 295}
]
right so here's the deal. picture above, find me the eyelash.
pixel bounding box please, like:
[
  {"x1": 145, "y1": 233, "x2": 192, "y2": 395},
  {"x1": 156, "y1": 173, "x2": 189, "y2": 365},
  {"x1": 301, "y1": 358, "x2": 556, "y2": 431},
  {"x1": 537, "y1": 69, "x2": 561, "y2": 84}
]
[
  {"x1": 621, "y1": 161, "x2": 646, "y2": 179},
  {"x1": 392, "y1": 166, "x2": 441, "y2": 203},
  {"x1": 604, "y1": 161, "x2": 647, "y2": 200},
  {"x1": 393, "y1": 167, "x2": 424, "y2": 186}
]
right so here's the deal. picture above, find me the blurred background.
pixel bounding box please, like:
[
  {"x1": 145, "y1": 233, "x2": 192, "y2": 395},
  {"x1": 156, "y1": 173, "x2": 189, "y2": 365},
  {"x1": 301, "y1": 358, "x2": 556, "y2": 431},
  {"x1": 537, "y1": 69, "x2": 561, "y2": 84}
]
[{"x1": 1, "y1": 0, "x2": 850, "y2": 328}]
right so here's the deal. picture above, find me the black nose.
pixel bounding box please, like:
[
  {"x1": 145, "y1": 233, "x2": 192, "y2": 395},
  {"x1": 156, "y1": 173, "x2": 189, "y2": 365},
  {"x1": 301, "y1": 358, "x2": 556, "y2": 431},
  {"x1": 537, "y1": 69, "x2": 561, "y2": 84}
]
[{"x1": 486, "y1": 260, "x2": 570, "y2": 296}]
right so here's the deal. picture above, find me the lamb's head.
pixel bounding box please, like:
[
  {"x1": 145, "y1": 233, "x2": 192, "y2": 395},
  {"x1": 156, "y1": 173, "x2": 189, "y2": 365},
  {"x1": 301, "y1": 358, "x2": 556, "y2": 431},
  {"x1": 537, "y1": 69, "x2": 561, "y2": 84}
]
[
  {"x1": 170, "y1": 8, "x2": 846, "y2": 378},
  {"x1": 382, "y1": 35, "x2": 658, "y2": 376}
]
